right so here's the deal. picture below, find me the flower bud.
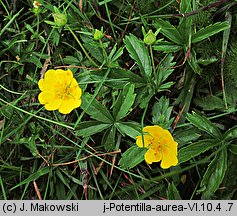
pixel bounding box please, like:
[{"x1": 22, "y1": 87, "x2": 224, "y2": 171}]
[
  {"x1": 53, "y1": 13, "x2": 67, "y2": 27},
  {"x1": 143, "y1": 29, "x2": 156, "y2": 45},
  {"x1": 93, "y1": 29, "x2": 104, "y2": 40}
]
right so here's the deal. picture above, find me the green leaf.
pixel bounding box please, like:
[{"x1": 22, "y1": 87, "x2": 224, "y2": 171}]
[
  {"x1": 178, "y1": 139, "x2": 219, "y2": 164},
  {"x1": 136, "y1": 84, "x2": 155, "y2": 108},
  {"x1": 75, "y1": 121, "x2": 111, "y2": 137},
  {"x1": 178, "y1": 0, "x2": 192, "y2": 45},
  {"x1": 113, "y1": 84, "x2": 136, "y2": 121},
  {"x1": 81, "y1": 35, "x2": 103, "y2": 63},
  {"x1": 153, "y1": 41, "x2": 183, "y2": 53},
  {"x1": 124, "y1": 34, "x2": 152, "y2": 78},
  {"x1": 193, "y1": 95, "x2": 225, "y2": 111},
  {"x1": 200, "y1": 146, "x2": 228, "y2": 199},
  {"x1": 187, "y1": 112, "x2": 222, "y2": 138},
  {"x1": 151, "y1": 96, "x2": 174, "y2": 129},
  {"x1": 167, "y1": 182, "x2": 182, "y2": 200},
  {"x1": 115, "y1": 121, "x2": 141, "y2": 139},
  {"x1": 229, "y1": 144, "x2": 237, "y2": 155},
  {"x1": 158, "y1": 82, "x2": 174, "y2": 91},
  {"x1": 11, "y1": 166, "x2": 52, "y2": 190},
  {"x1": 197, "y1": 57, "x2": 218, "y2": 66},
  {"x1": 192, "y1": 22, "x2": 230, "y2": 43},
  {"x1": 19, "y1": 136, "x2": 39, "y2": 157},
  {"x1": 153, "y1": 19, "x2": 183, "y2": 45},
  {"x1": 118, "y1": 145, "x2": 146, "y2": 169},
  {"x1": 224, "y1": 125, "x2": 237, "y2": 141},
  {"x1": 157, "y1": 54, "x2": 176, "y2": 85},
  {"x1": 108, "y1": 44, "x2": 124, "y2": 63},
  {"x1": 81, "y1": 93, "x2": 114, "y2": 123},
  {"x1": 187, "y1": 49, "x2": 202, "y2": 74},
  {"x1": 28, "y1": 55, "x2": 42, "y2": 68},
  {"x1": 91, "y1": 68, "x2": 145, "y2": 89},
  {"x1": 101, "y1": 126, "x2": 116, "y2": 151},
  {"x1": 174, "y1": 127, "x2": 201, "y2": 148},
  {"x1": 63, "y1": 55, "x2": 81, "y2": 65}
]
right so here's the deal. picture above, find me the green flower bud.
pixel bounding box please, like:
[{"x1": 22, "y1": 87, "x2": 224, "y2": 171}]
[
  {"x1": 143, "y1": 29, "x2": 156, "y2": 45},
  {"x1": 53, "y1": 13, "x2": 67, "y2": 27},
  {"x1": 94, "y1": 29, "x2": 104, "y2": 40}
]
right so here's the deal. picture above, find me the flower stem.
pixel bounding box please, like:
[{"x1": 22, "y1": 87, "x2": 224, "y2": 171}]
[
  {"x1": 99, "y1": 39, "x2": 109, "y2": 66},
  {"x1": 141, "y1": 104, "x2": 149, "y2": 148},
  {"x1": 67, "y1": 26, "x2": 99, "y2": 67},
  {"x1": 149, "y1": 44, "x2": 157, "y2": 86}
]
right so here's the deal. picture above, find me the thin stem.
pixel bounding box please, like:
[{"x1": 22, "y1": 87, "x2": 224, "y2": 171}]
[
  {"x1": 104, "y1": 2, "x2": 116, "y2": 40},
  {"x1": 0, "y1": 98, "x2": 74, "y2": 130},
  {"x1": 99, "y1": 39, "x2": 109, "y2": 66},
  {"x1": 141, "y1": 104, "x2": 149, "y2": 148},
  {"x1": 67, "y1": 26, "x2": 99, "y2": 67}
]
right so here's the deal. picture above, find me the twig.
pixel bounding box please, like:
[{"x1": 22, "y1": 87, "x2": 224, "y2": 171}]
[
  {"x1": 120, "y1": 0, "x2": 136, "y2": 42},
  {"x1": 51, "y1": 150, "x2": 121, "y2": 167},
  {"x1": 33, "y1": 181, "x2": 42, "y2": 200}
]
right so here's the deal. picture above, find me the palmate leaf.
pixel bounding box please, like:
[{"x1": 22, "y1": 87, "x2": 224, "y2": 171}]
[
  {"x1": 153, "y1": 19, "x2": 183, "y2": 45},
  {"x1": 75, "y1": 121, "x2": 111, "y2": 137},
  {"x1": 178, "y1": 139, "x2": 220, "y2": 164},
  {"x1": 192, "y1": 22, "x2": 230, "y2": 43},
  {"x1": 200, "y1": 146, "x2": 228, "y2": 199},
  {"x1": 115, "y1": 121, "x2": 141, "y2": 139},
  {"x1": 151, "y1": 96, "x2": 174, "y2": 129},
  {"x1": 157, "y1": 54, "x2": 176, "y2": 85},
  {"x1": 124, "y1": 34, "x2": 152, "y2": 78},
  {"x1": 118, "y1": 145, "x2": 146, "y2": 169},
  {"x1": 187, "y1": 111, "x2": 222, "y2": 138},
  {"x1": 90, "y1": 68, "x2": 146, "y2": 89},
  {"x1": 81, "y1": 93, "x2": 114, "y2": 123},
  {"x1": 112, "y1": 83, "x2": 136, "y2": 121}
]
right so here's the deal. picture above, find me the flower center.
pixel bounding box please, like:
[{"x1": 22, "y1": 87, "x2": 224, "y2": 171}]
[
  {"x1": 55, "y1": 81, "x2": 75, "y2": 100},
  {"x1": 149, "y1": 137, "x2": 163, "y2": 155}
]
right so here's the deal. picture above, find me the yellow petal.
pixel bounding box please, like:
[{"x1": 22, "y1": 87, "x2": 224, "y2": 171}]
[
  {"x1": 38, "y1": 91, "x2": 55, "y2": 105},
  {"x1": 160, "y1": 138, "x2": 178, "y2": 154},
  {"x1": 44, "y1": 99, "x2": 62, "y2": 111},
  {"x1": 68, "y1": 79, "x2": 82, "y2": 98},
  {"x1": 44, "y1": 69, "x2": 56, "y2": 79},
  {"x1": 38, "y1": 79, "x2": 45, "y2": 91},
  {"x1": 55, "y1": 69, "x2": 73, "y2": 85},
  {"x1": 58, "y1": 98, "x2": 82, "y2": 114},
  {"x1": 160, "y1": 147, "x2": 178, "y2": 169},
  {"x1": 144, "y1": 148, "x2": 162, "y2": 164},
  {"x1": 143, "y1": 125, "x2": 165, "y2": 138},
  {"x1": 136, "y1": 134, "x2": 152, "y2": 148},
  {"x1": 73, "y1": 86, "x2": 82, "y2": 98}
]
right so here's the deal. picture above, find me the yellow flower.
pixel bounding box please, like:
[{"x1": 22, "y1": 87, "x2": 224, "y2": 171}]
[
  {"x1": 136, "y1": 125, "x2": 178, "y2": 169},
  {"x1": 38, "y1": 69, "x2": 82, "y2": 114}
]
